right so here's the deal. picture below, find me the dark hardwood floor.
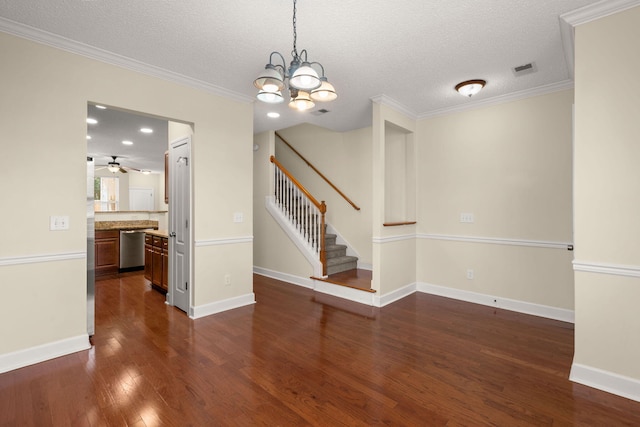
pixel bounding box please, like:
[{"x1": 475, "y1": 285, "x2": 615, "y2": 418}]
[{"x1": 2, "y1": 273, "x2": 640, "y2": 426}]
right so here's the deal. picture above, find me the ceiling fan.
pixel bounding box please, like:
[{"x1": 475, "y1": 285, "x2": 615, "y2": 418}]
[{"x1": 96, "y1": 156, "x2": 139, "y2": 174}]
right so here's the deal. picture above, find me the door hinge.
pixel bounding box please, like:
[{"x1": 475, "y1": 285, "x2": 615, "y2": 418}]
[
  {"x1": 185, "y1": 282, "x2": 188, "y2": 290},
  {"x1": 185, "y1": 219, "x2": 188, "y2": 228}
]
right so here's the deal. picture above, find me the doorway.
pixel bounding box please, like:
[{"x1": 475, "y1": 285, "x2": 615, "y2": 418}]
[{"x1": 86, "y1": 103, "x2": 193, "y2": 331}]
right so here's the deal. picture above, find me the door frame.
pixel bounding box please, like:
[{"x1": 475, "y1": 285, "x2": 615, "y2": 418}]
[{"x1": 167, "y1": 136, "x2": 192, "y2": 313}]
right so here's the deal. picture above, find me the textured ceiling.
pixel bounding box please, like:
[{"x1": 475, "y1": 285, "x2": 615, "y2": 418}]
[{"x1": 0, "y1": 0, "x2": 605, "y2": 170}]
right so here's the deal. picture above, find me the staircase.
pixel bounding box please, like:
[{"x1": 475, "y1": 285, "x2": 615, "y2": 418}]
[
  {"x1": 269, "y1": 155, "x2": 359, "y2": 277},
  {"x1": 324, "y1": 230, "x2": 358, "y2": 275}
]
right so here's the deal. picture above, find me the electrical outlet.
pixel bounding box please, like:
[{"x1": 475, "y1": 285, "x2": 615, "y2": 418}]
[
  {"x1": 466, "y1": 269, "x2": 474, "y2": 280},
  {"x1": 50, "y1": 215, "x2": 70, "y2": 231},
  {"x1": 224, "y1": 274, "x2": 231, "y2": 286}
]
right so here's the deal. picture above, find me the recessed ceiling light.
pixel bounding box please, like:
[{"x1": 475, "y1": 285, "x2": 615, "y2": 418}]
[
  {"x1": 122, "y1": 140, "x2": 133, "y2": 145},
  {"x1": 140, "y1": 127, "x2": 153, "y2": 134},
  {"x1": 267, "y1": 112, "x2": 280, "y2": 118},
  {"x1": 86, "y1": 135, "x2": 92, "y2": 140},
  {"x1": 95, "y1": 105, "x2": 107, "y2": 109},
  {"x1": 141, "y1": 170, "x2": 151, "y2": 175},
  {"x1": 86, "y1": 118, "x2": 98, "y2": 124}
]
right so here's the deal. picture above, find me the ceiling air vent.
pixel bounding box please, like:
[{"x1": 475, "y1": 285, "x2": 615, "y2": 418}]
[
  {"x1": 310, "y1": 109, "x2": 330, "y2": 116},
  {"x1": 512, "y1": 62, "x2": 537, "y2": 76}
]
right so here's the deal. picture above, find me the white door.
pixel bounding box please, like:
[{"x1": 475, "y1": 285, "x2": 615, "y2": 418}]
[{"x1": 169, "y1": 137, "x2": 190, "y2": 313}]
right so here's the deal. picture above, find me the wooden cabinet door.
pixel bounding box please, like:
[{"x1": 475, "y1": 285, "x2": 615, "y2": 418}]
[
  {"x1": 152, "y1": 244, "x2": 163, "y2": 287},
  {"x1": 144, "y1": 243, "x2": 153, "y2": 281},
  {"x1": 161, "y1": 238, "x2": 169, "y2": 292},
  {"x1": 95, "y1": 230, "x2": 119, "y2": 276}
]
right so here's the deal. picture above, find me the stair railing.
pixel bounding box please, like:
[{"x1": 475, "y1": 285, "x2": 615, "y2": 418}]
[
  {"x1": 270, "y1": 155, "x2": 327, "y2": 276},
  {"x1": 275, "y1": 132, "x2": 361, "y2": 211}
]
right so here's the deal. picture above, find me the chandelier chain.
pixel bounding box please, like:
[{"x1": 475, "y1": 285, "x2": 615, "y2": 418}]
[{"x1": 292, "y1": 0, "x2": 298, "y2": 59}]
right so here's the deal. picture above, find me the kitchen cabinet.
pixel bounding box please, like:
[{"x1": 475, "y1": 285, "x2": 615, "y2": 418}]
[
  {"x1": 145, "y1": 233, "x2": 168, "y2": 293},
  {"x1": 95, "y1": 230, "x2": 119, "y2": 276},
  {"x1": 144, "y1": 235, "x2": 153, "y2": 281}
]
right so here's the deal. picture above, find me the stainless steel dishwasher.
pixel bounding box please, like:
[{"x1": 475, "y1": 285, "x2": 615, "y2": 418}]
[{"x1": 119, "y1": 229, "x2": 146, "y2": 271}]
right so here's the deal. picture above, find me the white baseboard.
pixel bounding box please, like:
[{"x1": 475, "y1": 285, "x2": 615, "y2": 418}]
[
  {"x1": 417, "y1": 282, "x2": 575, "y2": 323},
  {"x1": 253, "y1": 266, "x2": 315, "y2": 289},
  {"x1": 190, "y1": 293, "x2": 256, "y2": 319},
  {"x1": 374, "y1": 283, "x2": 417, "y2": 307},
  {"x1": 314, "y1": 280, "x2": 376, "y2": 306},
  {"x1": 570, "y1": 363, "x2": 640, "y2": 403},
  {"x1": 0, "y1": 334, "x2": 90, "y2": 374}
]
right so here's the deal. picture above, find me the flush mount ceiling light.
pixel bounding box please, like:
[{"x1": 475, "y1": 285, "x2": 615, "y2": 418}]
[
  {"x1": 455, "y1": 79, "x2": 486, "y2": 97},
  {"x1": 140, "y1": 127, "x2": 153, "y2": 134},
  {"x1": 86, "y1": 118, "x2": 98, "y2": 124},
  {"x1": 253, "y1": 0, "x2": 337, "y2": 112}
]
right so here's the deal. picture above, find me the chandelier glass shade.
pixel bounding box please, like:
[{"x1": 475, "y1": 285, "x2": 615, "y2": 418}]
[{"x1": 253, "y1": 0, "x2": 337, "y2": 111}]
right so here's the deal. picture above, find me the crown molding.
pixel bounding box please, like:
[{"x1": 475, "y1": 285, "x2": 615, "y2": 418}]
[
  {"x1": 559, "y1": 0, "x2": 640, "y2": 80},
  {"x1": 560, "y1": 0, "x2": 640, "y2": 27},
  {"x1": 370, "y1": 95, "x2": 419, "y2": 121},
  {"x1": 418, "y1": 80, "x2": 574, "y2": 120},
  {"x1": 0, "y1": 17, "x2": 254, "y2": 104}
]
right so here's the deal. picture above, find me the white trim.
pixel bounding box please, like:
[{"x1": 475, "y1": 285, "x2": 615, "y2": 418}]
[
  {"x1": 573, "y1": 260, "x2": 640, "y2": 278},
  {"x1": 370, "y1": 95, "x2": 419, "y2": 120},
  {"x1": 0, "y1": 251, "x2": 86, "y2": 266},
  {"x1": 314, "y1": 280, "x2": 376, "y2": 306},
  {"x1": 190, "y1": 293, "x2": 256, "y2": 319},
  {"x1": 254, "y1": 267, "x2": 378, "y2": 306},
  {"x1": 194, "y1": 236, "x2": 253, "y2": 247},
  {"x1": 0, "y1": 17, "x2": 253, "y2": 104},
  {"x1": 570, "y1": 363, "x2": 640, "y2": 403},
  {"x1": 0, "y1": 334, "x2": 90, "y2": 374},
  {"x1": 559, "y1": 0, "x2": 640, "y2": 81},
  {"x1": 418, "y1": 80, "x2": 574, "y2": 120},
  {"x1": 253, "y1": 267, "x2": 315, "y2": 289},
  {"x1": 560, "y1": 0, "x2": 640, "y2": 27},
  {"x1": 372, "y1": 234, "x2": 415, "y2": 244},
  {"x1": 418, "y1": 233, "x2": 572, "y2": 250},
  {"x1": 417, "y1": 282, "x2": 575, "y2": 323},
  {"x1": 374, "y1": 283, "x2": 417, "y2": 308}
]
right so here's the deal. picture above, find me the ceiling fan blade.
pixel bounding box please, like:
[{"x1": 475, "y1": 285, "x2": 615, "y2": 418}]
[{"x1": 119, "y1": 167, "x2": 128, "y2": 174}]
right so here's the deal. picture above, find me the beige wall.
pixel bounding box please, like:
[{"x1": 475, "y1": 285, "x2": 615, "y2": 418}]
[
  {"x1": 573, "y1": 6, "x2": 640, "y2": 382},
  {"x1": 0, "y1": 32, "x2": 253, "y2": 357},
  {"x1": 416, "y1": 90, "x2": 574, "y2": 309}
]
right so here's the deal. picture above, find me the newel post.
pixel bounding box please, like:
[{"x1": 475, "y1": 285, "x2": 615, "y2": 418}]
[{"x1": 320, "y1": 201, "x2": 327, "y2": 276}]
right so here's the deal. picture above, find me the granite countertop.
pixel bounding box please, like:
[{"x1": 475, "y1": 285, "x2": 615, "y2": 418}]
[
  {"x1": 145, "y1": 229, "x2": 169, "y2": 238},
  {"x1": 95, "y1": 220, "x2": 159, "y2": 231}
]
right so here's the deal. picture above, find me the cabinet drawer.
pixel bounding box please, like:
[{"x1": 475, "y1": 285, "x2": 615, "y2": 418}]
[
  {"x1": 96, "y1": 230, "x2": 119, "y2": 239},
  {"x1": 152, "y1": 236, "x2": 163, "y2": 246},
  {"x1": 145, "y1": 235, "x2": 152, "y2": 245},
  {"x1": 162, "y1": 238, "x2": 168, "y2": 250}
]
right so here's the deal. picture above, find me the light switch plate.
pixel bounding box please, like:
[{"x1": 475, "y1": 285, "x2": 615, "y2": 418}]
[
  {"x1": 233, "y1": 212, "x2": 244, "y2": 223},
  {"x1": 50, "y1": 215, "x2": 70, "y2": 230}
]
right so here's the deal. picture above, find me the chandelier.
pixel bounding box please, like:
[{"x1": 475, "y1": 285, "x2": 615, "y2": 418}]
[{"x1": 253, "y1": 0, "x2": 337, "y2": 111}]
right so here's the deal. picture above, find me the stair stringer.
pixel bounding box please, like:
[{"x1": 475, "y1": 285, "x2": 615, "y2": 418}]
[{"x1": 265, "y1": 195, "x2": 324, "y2": 277}]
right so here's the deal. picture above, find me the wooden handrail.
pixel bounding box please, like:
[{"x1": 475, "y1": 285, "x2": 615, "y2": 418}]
[
  {"x1": 270, "y1": 156, "x2": 325, "y2": 213},
  {"x1": 275, "y1": 131, "x2": 361, "y2": 211}
]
